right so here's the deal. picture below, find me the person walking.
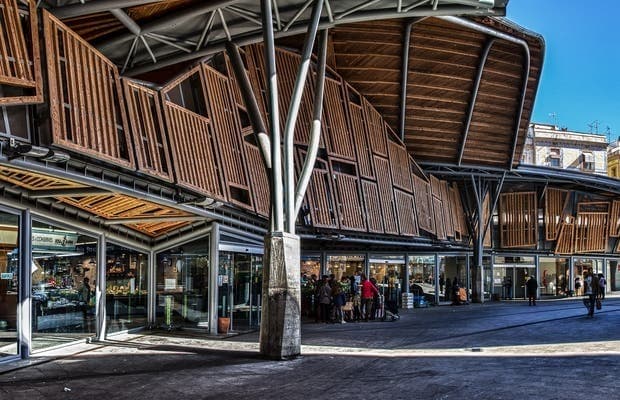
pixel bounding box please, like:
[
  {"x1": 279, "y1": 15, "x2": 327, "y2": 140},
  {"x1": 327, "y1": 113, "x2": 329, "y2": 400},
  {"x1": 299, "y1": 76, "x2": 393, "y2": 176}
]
[
  {"x1": 526, "y1": 275, "x2": 538, "y2": 306},
  {"x1": 583, "y1": 269, "x2": 599, "y2": 318}
]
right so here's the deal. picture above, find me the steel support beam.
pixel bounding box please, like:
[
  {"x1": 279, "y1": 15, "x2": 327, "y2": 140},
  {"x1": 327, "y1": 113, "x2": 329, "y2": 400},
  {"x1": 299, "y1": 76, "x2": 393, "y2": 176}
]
[
  {"x1": 458, "y1": 38, "x2": 496, "y2": 165},
  {"x1": 53, "y1": 0, "x2": 163, "y2": 19},
  {"x1": 225, "y1": 42, "x2": 272, "y2": 170},
  {"x1": 102, "y1": 215, "x2": 207, "y2": 225},
  {"x1": 438, "y1": 17, "x2": 531, "y2": 170},
  {"x1": 99, "y1": 0, "x2": 239, "y2": 50},
  {"x1": 124, "y1": 5, "x2": 504, "y2": 76},
  {"x1": 283, "y1": 0, "x2": 323, "y2": 233},
  {"x1": 294, "y1": 28, "x2": 327, "y2": 217},
  {"x1": 398, "y1": 18, "x2": 419, "y2": 141},
  {"x1": 261, "y1": 0, "x2": 283, "y2": 232}
]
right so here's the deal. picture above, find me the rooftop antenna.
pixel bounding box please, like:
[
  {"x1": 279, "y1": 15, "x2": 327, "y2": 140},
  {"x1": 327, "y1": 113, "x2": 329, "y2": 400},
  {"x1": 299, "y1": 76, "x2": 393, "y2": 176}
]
[
  {"x1": 588, "y1": 120, "x2": 599, "y2": 134},
  {"x1": 605, "y1": 126, "x2": 611, "y2": 142},
  {"x1": 548, "y1": 112, "x2": 558, "y2": 127}
]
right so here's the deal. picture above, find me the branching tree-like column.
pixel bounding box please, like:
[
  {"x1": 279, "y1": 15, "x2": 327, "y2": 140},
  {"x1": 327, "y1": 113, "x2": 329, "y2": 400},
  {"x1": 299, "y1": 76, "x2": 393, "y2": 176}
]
[{"x1": 243, "y1": 0, "x2": 326, "y2": 359}]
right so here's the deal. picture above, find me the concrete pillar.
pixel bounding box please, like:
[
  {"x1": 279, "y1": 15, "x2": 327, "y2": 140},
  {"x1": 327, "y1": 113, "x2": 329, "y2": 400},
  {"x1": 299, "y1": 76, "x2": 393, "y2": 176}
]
[{"x1": 259, "y1": 232, "x2": 301, "y2": 359}]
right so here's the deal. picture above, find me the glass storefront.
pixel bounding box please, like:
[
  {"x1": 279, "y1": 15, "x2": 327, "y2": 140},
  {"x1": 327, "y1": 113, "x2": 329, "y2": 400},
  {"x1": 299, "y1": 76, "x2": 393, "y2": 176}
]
[
  {"x1": 606, "y1": 259, "x2": 618, "y2": 293},
  {"x1": 301, "y1": 255, "x2": 321, "y2": 318},
  {"x1": 573, "y1": 258, "x2": 603, "y2": 296},
  {"x1": 369, "y1": 255, "x2": 405, "y2": 307},
  {"x1": 492, "y1": 256, "x2": 535, "y2": 300},
  {"x1": 539, "y1": 257, "x2": 569, "y2": 297},
  {"x1": 219, "y1": 251, "x2": 263, "y2": 332},
  {"x1": 326, "y1": 255, "x2": 365, "y2": 282},
  {"x1": 106, "y1": 244, "x2": 149, "y2": 334},
  {"x1": 439, "y1": 255, "x2": 467, "y2": 303},
  {"x1": 409, "y1": 255, "x2": 436, "y2": 303},
  {"x1": 156, "y1": 237, "x2": 210, "y2": 330},
  {"x1": 30, "y1": 221, "x2": 98, "y2": 351},
  {"x1": 0, "y1": 212, "x2": 19, "y2": 358}
]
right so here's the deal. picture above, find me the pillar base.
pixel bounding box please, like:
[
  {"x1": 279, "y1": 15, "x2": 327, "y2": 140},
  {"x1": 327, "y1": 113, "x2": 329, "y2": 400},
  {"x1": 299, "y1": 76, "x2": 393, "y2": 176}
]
[{"x1": 259, "y1": 232, "x2": 301, "y2": 360}]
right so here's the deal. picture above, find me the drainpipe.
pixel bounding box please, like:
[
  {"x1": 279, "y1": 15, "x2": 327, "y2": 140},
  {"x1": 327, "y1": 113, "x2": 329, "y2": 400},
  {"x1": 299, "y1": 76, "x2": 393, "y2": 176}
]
[{"x1": 398, "y1": 18, "x2": 425, "y2": 141}]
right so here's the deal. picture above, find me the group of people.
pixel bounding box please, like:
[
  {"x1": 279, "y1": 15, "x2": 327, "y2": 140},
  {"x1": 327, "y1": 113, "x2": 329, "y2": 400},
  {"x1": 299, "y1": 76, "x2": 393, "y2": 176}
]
[{"x1": 303, "y1": 272, "x2": 387, "y2": 323}]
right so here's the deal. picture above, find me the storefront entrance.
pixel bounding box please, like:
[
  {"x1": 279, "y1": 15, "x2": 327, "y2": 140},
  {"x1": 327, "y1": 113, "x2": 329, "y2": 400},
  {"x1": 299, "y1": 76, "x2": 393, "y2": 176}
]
[
  {"x1": 0, "y1": 211, "x2": 19, "y2": 358},
  {"x1": 493, "y1": 256, "x2": 536, "y2": 300},
  {"x1": 539, "y1": 257, "x2": 569, "y2": 297},
  {"x1": 219, "y1": 252, "x2": 263, "y2": 332},
  {"x1": 156, "y1": 237, "x2": 210, "y2": 330},
  {"x1": 30, "y1": 220, "x2": 98, "y2": 352}
]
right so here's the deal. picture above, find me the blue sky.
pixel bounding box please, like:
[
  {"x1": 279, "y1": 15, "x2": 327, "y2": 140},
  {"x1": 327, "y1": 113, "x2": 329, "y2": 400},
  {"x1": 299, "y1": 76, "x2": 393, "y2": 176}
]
[{"x1": 507, "y1": 1, "x2": 620, "y2": 141}]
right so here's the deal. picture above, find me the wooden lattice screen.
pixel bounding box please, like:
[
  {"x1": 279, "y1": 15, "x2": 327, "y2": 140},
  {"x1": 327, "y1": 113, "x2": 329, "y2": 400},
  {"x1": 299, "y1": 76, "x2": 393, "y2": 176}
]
[
  {"x1": 574, "y1": 212, "x2": 608, "y2": 253},
  {"x1": 430, "y1": 175, "x2": 447, "y2": 240},
  {"x1": 413, "y1": 174, "x2": 434, "y2": 234},
  {"x1": 450, "y1": 182, "x2": 467, "y2": 240},
  {"x1": 394, "y1": 189, "x2": 419, "y2": 236},
  {"x1": 303, "y1": 157, "x2": 338, "y2": 228},
  {"x1": 163, "y1": 101, "x2": 224, "y2": 199},
  {"x1": 44, "y1": 11, "x2": 133, "y2": 168},
  {"x1": 274, "y1": 48, "x2": 315, "y2": 144},
  {"x1": 545, "y1": 188, "x2": 569, "y2": 240},
  {"x1": 122, "y1": 79, "x2": 171, "y2": 182},
  {"x1": 324, "y1": 77, "x2": 355, "y2": 160},
  {"x1": 203, "y1": 64, "x2": 253, "y2": 209},
  {"x1": 387, "y1": 138, "x2": 413, "y2": 193},
  {"x1": 331, "y1": 161, "x2": 365, "y2": 231},
  {"x1": 361, "y1": 179, "x2": 384, "y2": 233},
  {"x1": 363, "y1": 97, "x2": 387, "y2": 156},
  {"x1": 499, "y1": 192, "x2": 537, "y2": 248},
  {"x1": 374, "y1": 155, "x2": 398, "y2": 234},
  {"x1": 441, "y1": 181, "x2": 455, "y2": 238},
  {"x1": 244, "y1": 143, "x2": 269, "y2": 217},
  {"x1": 0, "y1": 0, "x2": 42, "y2": 105},
  {"x1": 347, "y1": 84, "x2": 374, "y2": 179},
  {"x1": 609, "y1": 199, "x2": 620, "y2": 237},
  {"x1": 555, "y1": 216, "x2": 575, "y2": 254}
]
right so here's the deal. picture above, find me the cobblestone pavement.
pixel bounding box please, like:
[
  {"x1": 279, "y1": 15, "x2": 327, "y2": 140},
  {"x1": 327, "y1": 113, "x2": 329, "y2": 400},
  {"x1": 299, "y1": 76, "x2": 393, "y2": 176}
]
[{"x1": 1, "y1": 297, "x2": 619, "y2": 400}]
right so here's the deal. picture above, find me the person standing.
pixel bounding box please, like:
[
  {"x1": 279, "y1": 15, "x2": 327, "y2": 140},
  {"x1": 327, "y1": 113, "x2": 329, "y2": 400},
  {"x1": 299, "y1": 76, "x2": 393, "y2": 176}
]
[
  {"x1": 317, "y1": 275, "x2": 332, "y2": 323},
  {"x1": 526, "y1": 275, "x2": 538, "y2": 306},
  {"x1": 360, "y1": 274, "x2": 378, "y2": 321},
  {"x1": 598, "y1": 274, "x2": 606, "y2": 300}
]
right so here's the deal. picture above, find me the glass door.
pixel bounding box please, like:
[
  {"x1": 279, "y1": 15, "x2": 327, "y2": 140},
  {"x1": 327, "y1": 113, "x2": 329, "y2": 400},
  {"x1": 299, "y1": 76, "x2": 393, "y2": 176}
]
[
  {"x1": 0, "y1": 212, "x2": 19, "y2": 358},
  {"x1": 219, "y1": 252, "x2": 263, "y2": 332},
  {"x1": 31, "y1": 221, "x2": 98, "y2": 351},
  {"x1": 156, "y1": 237, "x2": 210, "y2": 330}
]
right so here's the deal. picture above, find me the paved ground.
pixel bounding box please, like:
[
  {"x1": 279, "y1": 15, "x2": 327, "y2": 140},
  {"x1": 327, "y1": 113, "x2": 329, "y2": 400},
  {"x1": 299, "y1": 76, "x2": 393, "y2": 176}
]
[{"x1": 1, "y1": 297, "x2": 619, "y2": 400}]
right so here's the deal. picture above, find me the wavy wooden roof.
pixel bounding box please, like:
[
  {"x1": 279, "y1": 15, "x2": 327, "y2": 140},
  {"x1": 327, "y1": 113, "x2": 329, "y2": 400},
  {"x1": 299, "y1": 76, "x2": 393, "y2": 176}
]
[{"x1": 329, "y1": 16, "x2": 544, "y2": 169}]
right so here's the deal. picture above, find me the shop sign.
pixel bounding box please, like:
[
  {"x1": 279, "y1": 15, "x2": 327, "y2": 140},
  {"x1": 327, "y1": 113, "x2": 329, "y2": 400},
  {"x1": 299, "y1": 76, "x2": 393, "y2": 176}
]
[
  {"x1": 1, "y1": 272, "x2": 13, "y2": 280},
  {"x1": 493, "y1": 263, "x2": 535, "y2": 269},
  {"x1": 32, "y1": 230, "x2": 78, "y2": 251}
]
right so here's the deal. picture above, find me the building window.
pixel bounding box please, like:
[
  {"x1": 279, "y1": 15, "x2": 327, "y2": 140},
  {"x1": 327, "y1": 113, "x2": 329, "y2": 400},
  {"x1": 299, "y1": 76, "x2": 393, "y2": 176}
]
[
  {"x1": 612, "y1": 167, "x2": 617, "y2": 177},
  {"x1": 549, "y1": 148, "x2": 561, "y2": 167},
  {"x1": 582, "y1": 152, "x2": 594, "y2": 172}
]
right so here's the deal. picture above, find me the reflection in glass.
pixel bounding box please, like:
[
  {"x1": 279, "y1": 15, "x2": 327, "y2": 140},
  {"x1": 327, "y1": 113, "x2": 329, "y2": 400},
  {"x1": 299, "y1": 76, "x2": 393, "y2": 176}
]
[
  {"x1": 326, "y1": 255, "x2": 364, "y2": 282},
  {"x1": 0, "y1": 213, "x2": 19, "y2": 358},
  {"x1": 219, "y1": 252, "x2": 263, "y2": 332},
  {"x1": 156, "y1": 237, "x2": 210, "y2": 330},
  {"x1": 409, "y1": 255, "x2": 436, "y2": 304},
  {"x1": 106, "y1": 243, "x2": 149, "y2": 334},
  {"x1": 31, "y1": 221, "x2": 97, "y2": 351},
  {"x1": 369, "y1": 255, "x2": 405, "y2": 307}
]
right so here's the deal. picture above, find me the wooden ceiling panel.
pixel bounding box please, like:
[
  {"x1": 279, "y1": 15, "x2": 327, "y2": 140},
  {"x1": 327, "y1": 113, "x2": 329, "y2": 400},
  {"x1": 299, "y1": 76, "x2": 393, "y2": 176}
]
[{"x1": 0, "y1": 165, "x2": 85, "y2": 190}]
